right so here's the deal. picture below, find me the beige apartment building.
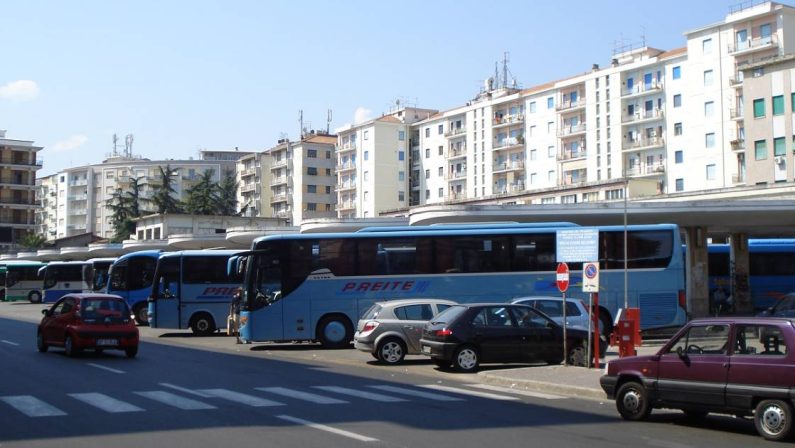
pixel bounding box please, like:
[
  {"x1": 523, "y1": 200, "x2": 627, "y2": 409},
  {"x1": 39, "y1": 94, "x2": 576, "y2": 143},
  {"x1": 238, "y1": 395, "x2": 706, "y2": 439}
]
[{"x1": 0, "y1": 130, "x2": 42, "y2": 250}]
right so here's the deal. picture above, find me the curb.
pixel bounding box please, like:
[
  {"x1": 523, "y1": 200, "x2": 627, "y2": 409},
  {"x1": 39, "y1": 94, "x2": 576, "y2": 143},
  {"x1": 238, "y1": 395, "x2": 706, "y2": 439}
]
[{"x1": 477, "y1": 371, "x2": 608, "y2": 401}]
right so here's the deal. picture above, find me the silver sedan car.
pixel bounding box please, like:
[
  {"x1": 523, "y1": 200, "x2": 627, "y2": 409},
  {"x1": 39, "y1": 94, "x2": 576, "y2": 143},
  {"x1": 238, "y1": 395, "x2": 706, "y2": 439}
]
[{"x1": 354, "y1": 298, "x2": 457, "y2": 364}]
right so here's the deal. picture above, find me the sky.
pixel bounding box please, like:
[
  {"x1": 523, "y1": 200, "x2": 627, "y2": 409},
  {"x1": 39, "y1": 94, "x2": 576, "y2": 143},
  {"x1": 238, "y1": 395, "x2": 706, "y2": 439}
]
[{"x1": 0, "y1": 0, "x2": 761, "y2": 176}]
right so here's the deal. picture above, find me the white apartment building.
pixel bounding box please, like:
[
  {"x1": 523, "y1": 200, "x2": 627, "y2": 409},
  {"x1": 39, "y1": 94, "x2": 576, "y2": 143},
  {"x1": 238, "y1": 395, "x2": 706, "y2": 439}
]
[
  {"x1": 38, "y1": 156, "x2": 236, "y2": 240},
  {"x1": 0, "y1": 130, "x2": 42, "y2": 251},
  {"x1": 335, "y1": 107, "x2": 437, "y2": 218},
  {"x1": 237, "y1": 151, "x2": 269, "y2": 218},
  {"x1": 263, "y1": 132, "x2": 337, "y2": 224}
]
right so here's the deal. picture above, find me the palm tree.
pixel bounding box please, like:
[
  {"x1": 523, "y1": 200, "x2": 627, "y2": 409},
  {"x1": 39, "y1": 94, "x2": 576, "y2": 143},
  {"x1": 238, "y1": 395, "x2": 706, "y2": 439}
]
[
  {"x1": 151, "y1": 164, "x2": 183, "y2": 214},
  {"x1": 215, "y1": 168, "x2": 239, "y2": 216},
  {"x1": 184, "y1": 169, "x2": 217, "y2": 215},
  {"x1": 18, "y1": 232, "x2": 47, "y2": 250}
]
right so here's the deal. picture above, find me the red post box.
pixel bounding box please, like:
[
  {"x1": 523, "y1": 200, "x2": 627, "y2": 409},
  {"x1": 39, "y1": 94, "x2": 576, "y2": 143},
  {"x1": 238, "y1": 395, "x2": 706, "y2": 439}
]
[{"x1": 609, "y1": 307, "x2": 642, "y2": 357}]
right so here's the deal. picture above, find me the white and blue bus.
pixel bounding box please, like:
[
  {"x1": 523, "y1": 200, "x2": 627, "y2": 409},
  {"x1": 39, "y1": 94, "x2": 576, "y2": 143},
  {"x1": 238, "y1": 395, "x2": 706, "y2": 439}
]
[
  {"x1": 234, "y1": 222, "x2": 687, "y2": 348},
  {"x1": 147, "y1": 250, "x2": 242, "y2": 335},
  {"x1": 85, "y1": 258, "x2": 116, "y2": 293},
  {"x1": 39, "y1": 261, "x2": 91, "y2": 303},
  {"x1": 108, "y1": 250, "x2": 162, "y2": 325},
  {"x1": 3, "y1": 261, "x2": 45, "y2": 303}
]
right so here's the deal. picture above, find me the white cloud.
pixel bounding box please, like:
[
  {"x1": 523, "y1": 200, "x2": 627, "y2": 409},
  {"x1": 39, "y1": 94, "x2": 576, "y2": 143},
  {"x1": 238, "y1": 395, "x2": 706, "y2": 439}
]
[
  {"x1": 353, "y1": 106, "x2": 373, "y2": 124},
  {"x1": 51, "y1": 135, "x2": 88, "y2": 152},
  {"x1": 0, "y1": 80, "x2": 40, "y2": 101}
]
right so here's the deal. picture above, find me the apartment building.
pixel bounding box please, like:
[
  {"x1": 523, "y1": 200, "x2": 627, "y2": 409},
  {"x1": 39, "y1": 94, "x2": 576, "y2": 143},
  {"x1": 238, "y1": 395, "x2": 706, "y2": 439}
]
[
  {"x1": 38, "y1": 156, "x2": 236, "y2": 240},
  {"x1": 335, "y1": 107, "x2": 437, "y2": 218},
  {"x1": 237, "y1": 151, "x2": 269, "y2": 217},
  {"x1": 263, "y1": 132, "x2": 337, "y2": 224},
  {"x1": 0, "y1": 130, "x2": 42, "y2": 250}
]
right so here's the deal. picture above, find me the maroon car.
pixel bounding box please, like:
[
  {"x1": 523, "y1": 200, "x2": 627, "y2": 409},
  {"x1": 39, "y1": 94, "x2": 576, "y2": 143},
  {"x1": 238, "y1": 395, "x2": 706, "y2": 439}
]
[
  {"x1": 601, "y1": 317, "x2": 795, "y2": 441},
  {"x1": 37, "y1": 294, "x2": 139, "y2": 358}
]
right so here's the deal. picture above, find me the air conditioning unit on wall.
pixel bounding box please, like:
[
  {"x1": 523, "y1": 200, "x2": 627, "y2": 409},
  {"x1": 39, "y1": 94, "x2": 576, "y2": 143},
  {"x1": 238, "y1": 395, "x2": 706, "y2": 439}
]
[{"x1": 775, "y1": 156, "x2": 786, "y2": 164}]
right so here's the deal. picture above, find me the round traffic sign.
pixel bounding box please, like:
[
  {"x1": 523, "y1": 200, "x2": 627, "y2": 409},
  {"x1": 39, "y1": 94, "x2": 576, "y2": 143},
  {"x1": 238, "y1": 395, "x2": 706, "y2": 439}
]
[
  {"x1": 584, "y1": 263, "x2": 598, "y2": 279},
  {"x1": 556, "y1": 262, "x2": 569, "y2": 292}
]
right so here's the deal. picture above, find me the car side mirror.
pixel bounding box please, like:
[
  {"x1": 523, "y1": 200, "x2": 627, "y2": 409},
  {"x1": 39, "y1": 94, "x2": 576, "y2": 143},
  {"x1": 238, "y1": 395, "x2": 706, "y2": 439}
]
[{"x1": 41, "y1": 309, "x2": 49, "y2": 316}]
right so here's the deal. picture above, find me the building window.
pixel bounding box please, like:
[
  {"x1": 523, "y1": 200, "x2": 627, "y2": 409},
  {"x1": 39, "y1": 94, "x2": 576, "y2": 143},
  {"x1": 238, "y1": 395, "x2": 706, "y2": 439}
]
[
  {"x1": 547, "y1": 122, "x2": 554, "y2": 133},
  {"x1": 705, "y1": 133, "x2": 715, "y2": 148},
  {"x1": 547, "y1": 97, "x2": 554, "y2": 109},
  {"x1": 364, "y1": 130, "x2": 369, "y2": 140},
  {"x1": 438, "y1": 145, "x2": 443, "y2": 156},
  {"x1": 398, "y1": 191, "x2": 405, "y2": 201},
  {"x1": 307, "y1": 167, "x2": 318, "y2": 175},
  {"x1": 774, "y1": 137, "x2": 786, "y2": 156},
  {"x1": 398, "y1": 130, "x2": 405, "y2": 141},
  {"x1": 548, "y1": 170, "x2": 555, "y2": 182},
  {"x1": 425, "y1": 148, "x2": 430, "y2": 158},
  {"x1": 706, "y1": 164, "x2": 716, "y2": 180},
  {"x1": 702, "y1": 38, "x2": 713, "y2": 54},
  {"x1": 755, "y1": 140, "x2": 767, "y2": 160},
  {"x1": 673, "y1": 94, "x2": 682, "y2": 108},
  {"x1": 398, "y1": 171, "x2": 405, "y2": 181},
  {"x1": 363, "y1": 171, "x2": 369, "y2": 182},
  {"x1": 425, "y1": 189, "x2": 430, "y2": 200},
  {"x1": 438, "y1": 167, "x2": 443, "y2": 176},
  {"x1": 307, "y1": 149, "x2": 317, "y2": 158},
  {"x1": 672, "y1": 66, "x2": 681, "y2": 80},
  {"x1": 529, "y1": 101, "x2": 536, "y2": 113},
  {"x1": 438, "y1": 187, "x2": 443, "y2": 198},
  {"x1": 307, "y1": 203, "x2": 317, "y2": 211},
  {"x1": 792, "y1": 93, "x2": 795, "y2": 112},
  {"x1": 773, "y1": 95, "x2": 785, "y2": 116},
  {"x1": 675, "y1": 150, "x2": 683, "y2": 164},
  {"x1": 675, "y1": 178, "x2": 684, "y2": 192},
  {"x1": 398, "y1": 150, "x2": 405, "y2": 161},
  {"x1": 703, "y1": 70, "x2": 714, "y2": 86},
  {"x1": 529, "y1": 125, "x2": 535, "y2": 137},
  {"x1": 438, "y1": 124, "x2": 443, "y2": 135},
  {"x1": 307, "y1": 185, "x2": 317, "y2": 193},
  {"x1": 674, "y1": 122, "x2": 683, "y2": 135},
  {"x1": 325, "y1": 186, "x2": 331, "y2": 194},
  {"x1": 529, "y1": 149, "x2": 537, "y2": 160},
  {"x1": 425, "y1": 169, "x2": 430, "y2": 179},
  {"x1": 704, "y1": 101, "x2": 714, "y2": 117},
  {"x1": 548, "y1": 146, "x2": 555, "y2": 158},
  {"x1": 753, "y1": 98, "x2": 765, "y2": 118},
  {"x1": 425, "y1": 128, "x2": 430, "y2": 138},
  {"x1": 530, "y1": 173, "x2": 537, "y2": 184},
  {"x1": 364, "y1": 150, "x2": 369, "y2": 161}
]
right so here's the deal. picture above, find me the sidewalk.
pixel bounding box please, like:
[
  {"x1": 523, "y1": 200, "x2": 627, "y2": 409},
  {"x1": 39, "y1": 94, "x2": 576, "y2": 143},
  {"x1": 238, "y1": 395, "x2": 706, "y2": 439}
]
[{"x1": 477, "y1": 344, "x2": 660, "y2": 400}]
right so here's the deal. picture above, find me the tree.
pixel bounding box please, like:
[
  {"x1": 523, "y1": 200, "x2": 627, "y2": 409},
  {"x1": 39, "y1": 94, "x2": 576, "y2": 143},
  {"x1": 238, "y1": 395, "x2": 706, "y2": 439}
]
[
  {"x1": 18, "y1": 232, "x2": 47, "y2": 250},
  {"x1": 151, "y1": 164, "x2": 183, "y2": 214},
  {"x1": 107, "y1": 176, "x2": 149, "y2": 243},
  {"x1": 184, "y1": 169, "x2": 217, "y2": 215},
  {"x1": 215, "y1": 168, "x2": 239, "y2": 216}
]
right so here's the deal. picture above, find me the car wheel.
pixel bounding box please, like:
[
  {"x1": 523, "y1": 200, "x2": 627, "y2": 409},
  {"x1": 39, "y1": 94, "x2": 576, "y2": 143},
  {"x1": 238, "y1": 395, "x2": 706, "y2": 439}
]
[
  {"x1": 432, "y1": 359, "x2": 452, "y2": 370},
  {"x1": 568, "y1": 343, "x2": 588, "y2": 367},
  {"x1": 616, "y1": 381, "x2": 651, "y2": 421},
  {"x1": 125, "y1": 347, "x2": 138, "y2": 359},
  {"x1": 28, "y1": 290, "x2": 42, "y2": 304},
  {"x1": 317, "y1": 315, "x2": 353, "y2": 349},
  {"x1": 133, "y1": 303, "x2": 149, "y2": 326},
  {"x1": 755, "y1": 399, "x2": 793, "y2": 441},
  {"x1": 452, "y1": 345, "x2": 479, "y2": 373},
  {"x1": 64, "y1": 335, "x2": 80, "y2": 358},
  {"x1": 190, "y1": 313, "x2": 216, "y2": 336},
  {"x1": 376, "y1": 338, "x2": 406, "y2": 365},
  {"x1": 36, "y1": 331, "x2": 48, "y2": 353}
]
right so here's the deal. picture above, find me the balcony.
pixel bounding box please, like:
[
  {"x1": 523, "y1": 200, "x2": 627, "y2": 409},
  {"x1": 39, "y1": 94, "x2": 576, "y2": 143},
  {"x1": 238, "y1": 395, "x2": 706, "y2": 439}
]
[
  {"x1": 448, "y1": 146, "x2": 467, "y2": 159},
  {"x1": 492, "y1": 114, "x2": 524, "y2": 128},
  {"x1": 0, "y1": 198, "x2": 37, "y2": 207},
  {"x1": 338, "y1": 141, "x2": 358, "y2": 153},
  {"x1": 335, "y1": 182, "x2": 356, "y2": 192},
  {"x1": 274, "y1": 209, "x2": 291, "y2": 219},
  {"x1": 493, "y1": 160, "x2": 525, "y2": 173},
  {"x1": 556, "y1": 99, "x2": 585, "y2": 112},
  {"x1": 730, "y1": 108, "x2": 744, "y2": 120},
  {"x1": 336, "y1": 201, "x2": 356, "y2": 211},
  {"x1": 240, "y1": 183, "x2": 257, "y2": 193},
  {"x1": 68, "y1": 179, "x2": 88, "y2": 187},
  {"x1": 732, "y1": 173, "x2": 746, "y2": 184},
  {"x1": 625, "y1": 163, "x2": 666, "y2": 177},
  {"x1": 67, "y1": 194, "x2": 88, "y2": 201},
  {"x1": 444, "y1": 127, "x2": 467, "y2": 138},
  {"x1": 0, "y1": 158, "x2": 42, "y2": 168},
  {"x1": 446, "y1": 170, "x2": 467, "y2": 181},
  {"x1": 622, "y1": 82, "x2": 663, "y2": 98},
  {"x1": 562, "y1": 171, "x2": 587, "y2": 186},
  {"x1": 622, "y1": 109, "x2": 664, "y2": 124},
  {"x1": 68, "y1": 208, "x2": 88, "y2": 216},
  {"x1": 558, "y1": 149, "x2": 587, "y2": 161},
  {"x1": 271, "y1": 159, "x2": 290, "y2": 169},
  {"x1": 728, "y1": 35, "x2": 778, "y2": 56},
  {"x1": 729, "y1": 75, "x2": 744, "y2": 88},
  {"x1": 449, "y1": 191, "x2": 467, "y2": 201},
  {"x1": 495, "y1": 183, "x2": 525, "y2": 195},
  {"x1": 622, "y1": 136, "x2": 665, "y2": 151},
  {"x1": 270, "y1": 176, "x2": 289, "y2": 186},
  {"x1": 0, "y1": 177, "x2": 35, "y2": 188},
  {"x1": 493, "y1": 137, "x2": 524, "y2": 150},
  {"x1": 270, "y1": 193, "x2": 288, "y2": 204},
  {"x1": 731, "y1": 139, "x2": 746, "y2": 151},
  {"x1": 240, "y1": 167, "x2": 257, "y2": 177},
  {"x1": 335, "y1": 162, "x2": 356, "y2": 173},
  {"x1": 557, "y1": 124, "x2": 586, "y2": 137}
]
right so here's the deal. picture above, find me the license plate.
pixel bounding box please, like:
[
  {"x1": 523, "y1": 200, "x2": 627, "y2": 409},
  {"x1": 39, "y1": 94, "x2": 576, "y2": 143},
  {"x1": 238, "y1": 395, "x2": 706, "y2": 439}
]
[
  {"x1": 96, "y1": 339, "x2": 118, "y2": 346},
  {"x1": 421, "y1": 345, "x2": 431, "y2": 355}
]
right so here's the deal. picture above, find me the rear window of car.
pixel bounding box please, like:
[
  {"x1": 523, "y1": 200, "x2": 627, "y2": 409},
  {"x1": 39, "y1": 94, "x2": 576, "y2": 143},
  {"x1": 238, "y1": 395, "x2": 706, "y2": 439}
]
[
  {"x1": 394, "y1": 304, "x2": 433, "y2": 320},
  {"x1": 80, "y1": 299, "x2": 130, "y2": 322},
  {"x1": 532, "y1": 300, "x2": 581, "y2": 317},
  {"x1": 432, "y1": 305, "x2": 467, "y2": 324},
  {"x1": 362, "y1": 304, "x2": 383, "y2": 320}
]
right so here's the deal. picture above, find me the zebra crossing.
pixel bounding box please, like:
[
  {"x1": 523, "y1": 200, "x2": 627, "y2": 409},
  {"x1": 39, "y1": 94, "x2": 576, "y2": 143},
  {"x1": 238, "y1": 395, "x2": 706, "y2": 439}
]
[{"x1": 0, "y1": 383, "x2": 565, "y2": 418}]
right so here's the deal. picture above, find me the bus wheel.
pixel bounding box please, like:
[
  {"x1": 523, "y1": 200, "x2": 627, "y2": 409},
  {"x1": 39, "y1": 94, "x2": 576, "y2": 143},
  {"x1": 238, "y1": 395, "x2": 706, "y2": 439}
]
[
  {"x1": 133, "y1": 304, "x2": 149, "y2": 326},
  {"x1": 317, "y1": 315, "x2": 353, "y2": 349},
  {"x1": 191, "y1": 313, "x2": 216, "y2": 336},
  {"x1": 28, "y1": 291, "x2": 42, "y2": 304}
]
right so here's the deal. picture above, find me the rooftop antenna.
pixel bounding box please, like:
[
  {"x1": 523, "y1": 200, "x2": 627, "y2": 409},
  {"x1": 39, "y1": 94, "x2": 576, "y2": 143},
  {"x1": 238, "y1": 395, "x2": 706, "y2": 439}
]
[
  {"x1": 112, "y1": 133, "x2": 119, "y2": 156},
  {"x1": 299, "y1": 110, "x2": 304, "y2": 139},
  {"x1": 502, "y1": 51, "x2": 510, "y2": 89},
  {"x1": 124, "y1": 134, "x2": 134, "y2": 157},
  {"x1": 327, "y1": 109, "x2": 332, "y2": 134}
]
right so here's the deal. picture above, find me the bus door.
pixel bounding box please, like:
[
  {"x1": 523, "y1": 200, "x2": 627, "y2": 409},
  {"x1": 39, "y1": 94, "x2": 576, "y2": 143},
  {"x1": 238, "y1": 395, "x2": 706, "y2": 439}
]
[
  {"x1": 149, "y1": 256, "x2": 181, "y2": 329},
  {"x1": 242, "y1": 254, "x2": 284, "y2": 342}
]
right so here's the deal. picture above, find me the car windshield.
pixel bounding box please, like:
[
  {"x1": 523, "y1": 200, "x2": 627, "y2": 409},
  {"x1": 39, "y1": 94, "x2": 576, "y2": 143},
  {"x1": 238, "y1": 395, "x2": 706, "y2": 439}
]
[
  {"x1": 431, "y1": 305, "x2": 467, "y2": 324},
  {"x1": 772, "y1": 294, "x2": 795, "y2": 312}
]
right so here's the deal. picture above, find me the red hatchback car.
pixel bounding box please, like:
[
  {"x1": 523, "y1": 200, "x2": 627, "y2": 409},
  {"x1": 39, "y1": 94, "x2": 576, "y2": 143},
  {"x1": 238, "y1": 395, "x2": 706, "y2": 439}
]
[
  {"x1": 37, "y1": 294, "x2": 139, "y2": 358},
  {"x1": 601, "y1": 317, "x2": 795, "y2": 441}
]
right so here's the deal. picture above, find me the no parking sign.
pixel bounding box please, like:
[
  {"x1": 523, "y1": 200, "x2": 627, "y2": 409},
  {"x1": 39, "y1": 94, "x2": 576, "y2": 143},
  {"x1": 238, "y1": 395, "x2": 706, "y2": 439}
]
[{"x1": 583, "y1": 262, "x2": 599, "y2": 293}]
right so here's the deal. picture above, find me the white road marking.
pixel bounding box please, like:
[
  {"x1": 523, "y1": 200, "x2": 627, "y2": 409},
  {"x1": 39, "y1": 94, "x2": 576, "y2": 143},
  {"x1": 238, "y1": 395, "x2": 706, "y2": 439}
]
[
  {"x1": 198, "y1": 389, "x2": 285, "y2": 407},
  {"x1": 312, "y1": 386, "x2": 407, "y2": 402},
  {"x1": 465, "y1": 383, "x2": 565, "y2": 400},
  {"x1": 255, "y1": 387, "x2": 349, "y2": 404},
  {"x1": 87, "y1": 363, "x2": 125, "y2": 374},
  {"x1": 69, "y1": 393, "x2": 144, "y2": 413},
  {"x1": 1, "y1": 340, "x2": 20, "y2": 346},
  {"x1": 159, "y1": 383, "x2": 213, "y2": 398},
  {"x1": 420, "y1": 384, "x2": 520, "y2": 401},
  {"x1": 0, "y1": 395, "x2": 67, "y2": 417},
  {"x1": 276, "y1": 414, "x2": 378, "y2": 443},
  {"x1": 367, "y1": 385, "x2": 465, "y2": 402},
  {"x1": 134, "y1": 391, "x2": 216, "y2": 410}
]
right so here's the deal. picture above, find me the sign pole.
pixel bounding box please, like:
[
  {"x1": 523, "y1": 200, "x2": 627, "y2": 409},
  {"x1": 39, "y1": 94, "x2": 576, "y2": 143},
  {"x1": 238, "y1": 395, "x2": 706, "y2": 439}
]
[
  {"x1": 562, "y1": 291, "x2": 567, "y2": 366},
  {"x1": 587, "y1": 292, "x2": 593, "y2": 369},
  {"x1": 557, "y1": 262, "x2": 570, "y2": 367}
]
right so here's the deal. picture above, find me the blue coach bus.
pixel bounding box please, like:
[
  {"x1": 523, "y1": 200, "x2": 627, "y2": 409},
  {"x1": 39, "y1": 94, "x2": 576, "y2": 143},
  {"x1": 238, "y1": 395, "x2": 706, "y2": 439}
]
[
  {"x1": 108, "y1": 250, "x2": 161, "y2": 325},
  {"x1": 708, "y1": 239, "x2": 795, "y2": 313},
  {"x1": 147, "y1": 250, "x2": 242, "y2": 335},
  {"x1": 234, "y1": 222, "x2": 686, "y2": 348},
  {"x1": 39, "y1": 261, "x2": 91, "y2": 303}
]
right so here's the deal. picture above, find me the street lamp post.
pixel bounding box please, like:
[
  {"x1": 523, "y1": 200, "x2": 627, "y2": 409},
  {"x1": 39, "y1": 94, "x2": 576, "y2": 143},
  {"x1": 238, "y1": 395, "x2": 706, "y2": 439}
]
[{"x1": 624, "y1": 176, "x2": 628, "y2": 309}]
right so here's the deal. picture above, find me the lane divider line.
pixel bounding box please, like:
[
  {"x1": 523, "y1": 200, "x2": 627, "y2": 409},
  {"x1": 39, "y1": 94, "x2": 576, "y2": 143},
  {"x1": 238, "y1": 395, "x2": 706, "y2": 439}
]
[
  {"x1": 275, "y1": 414, "x2": 379, "y2": 443},
  {"x1": 87, "y1": 363, "x2": 125, "y2": 374},
  {"x1": 1, "y1": 340, "x2": 20, "y2": 346}
]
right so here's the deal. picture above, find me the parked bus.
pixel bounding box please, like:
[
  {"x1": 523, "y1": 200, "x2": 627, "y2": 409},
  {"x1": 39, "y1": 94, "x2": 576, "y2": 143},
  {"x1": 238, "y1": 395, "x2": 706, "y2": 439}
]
[
  {"x1": 234, "y1": 222, "x2": 686, "y2": 347},
  {"x1": 708, "y1": 239, "x2": 795, "y2": 313},
  {"x1": 147, "y1": 250, "x2": 242, "y2": 335},
  {"x1": 85, "y1": 258, "x2": 116, "y2": 293},
  {"x1": 107, "y1": 250, "x2": 161, "y2": 325},
  {"x1": 39, "y1": 261, "x2": 91, "y2": 303},
  {"x1": 3, "y1": 261, "x2": 45, "y2": 303}
]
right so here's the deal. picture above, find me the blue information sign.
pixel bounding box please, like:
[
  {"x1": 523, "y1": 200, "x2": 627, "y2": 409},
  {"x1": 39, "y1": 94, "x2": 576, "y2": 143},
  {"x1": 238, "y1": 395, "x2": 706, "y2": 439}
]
[{"x1": 556, "y1": 228, "x2": 599, "y2": 262}]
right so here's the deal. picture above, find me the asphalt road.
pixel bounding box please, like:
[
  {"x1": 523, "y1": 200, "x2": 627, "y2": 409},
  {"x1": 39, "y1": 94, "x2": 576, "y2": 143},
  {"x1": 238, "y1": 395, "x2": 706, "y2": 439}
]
[{"x1": 0, "y1": 301, "x2": 773, "y2": 448}]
